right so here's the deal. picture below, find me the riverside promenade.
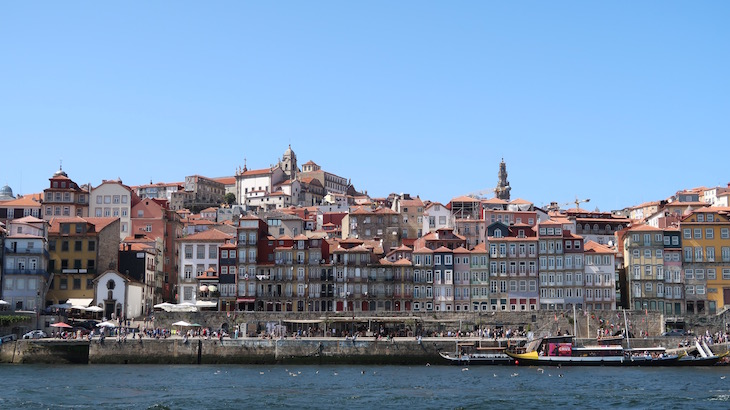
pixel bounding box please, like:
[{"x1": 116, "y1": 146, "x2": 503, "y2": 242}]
[{"x1": 4, "y1": 334, "x2": 723, "y2": 365}]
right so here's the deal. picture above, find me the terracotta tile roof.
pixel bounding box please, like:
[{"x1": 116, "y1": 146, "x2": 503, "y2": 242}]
[
  {"x1": 242, "y1": 167, "x2": 274, "y2": 176},
  {"x1": 453, "y1": 246, "x2": 470, "y2": 254},
  {"x1": 413, "y1": 247, "x2": 434, "y2": 254},
  {"x1": 510, "y1": 198, "x2": 532, "y2": 205},
  {"x1": 11, "y1": 215, "x2": 45, "y2": 224},
  {"x1": 624, "y1": 223, "x2": 663, "y2": 232},
  {"x1": 584, "y1": 240, "x2": 614, "y2": 254},
  {"x1": 482, "y1": 197, "x2": 507, "y2": 204},
  {"x1": 450, "y1": 195, "x2": 480, "y2": 202},
  {"x1": 0, "y1": 196, "x2": 41, "y2": 206},
  {"x1": 213, "y1": 176, "x2": 236, "y2": 185},
  {"x1": 471, "y1": 243, "x2": 487, "y2": 252},
  {"x1": 48, "y1": 217, "x2": 118, "y2": 233},
  {"x1": 393, "y1": 258, "x2": 412, "y2": 266},
  {"x1": 393, "y1": 244, "x2": 412, "y2": 252},
  {"x1": 221, "y1": 242, "x2": 237, "y2": 249},
  {"x1": 303, "y1": 160, "x2": 317, "y2": 166},
  {"x1": 293, "y1": 234, "x2": 309, "y2": 241},
  {"x1": 178, "y1": 228, "x2": 234, "y2": 242},
  {"x1": 374, "y1": 207, "x2": 397, "y2": 215},
  {"x1": 401, "y1": 198, "x2": 424, "y2": 207},
  {"x1": 433, "y1": 246, "x2": 452, "y2": 253},
  {"x1": 120, "y1": 243, "x2": 154, "y2": 252}
]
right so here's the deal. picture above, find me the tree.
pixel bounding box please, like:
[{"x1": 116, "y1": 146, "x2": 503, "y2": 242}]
[{"x1": 224, "y1": 193, "x2": 236, "y2": 205}]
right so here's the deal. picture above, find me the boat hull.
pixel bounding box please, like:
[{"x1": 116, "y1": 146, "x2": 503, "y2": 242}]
[
  {"x1": 439, "y1": 351, "x2": 513, "y2": 365},
  {"x1": 506, "y1": 351, "x2": 681, "y2": 367}
]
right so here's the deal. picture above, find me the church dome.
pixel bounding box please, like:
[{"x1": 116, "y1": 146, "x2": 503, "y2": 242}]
[
  {"x1": 53, "y1": 168, "x2": 68, "y2": 177},
  {"x1": 0, "y1": 184, "x2": 14, "y2": 200}
]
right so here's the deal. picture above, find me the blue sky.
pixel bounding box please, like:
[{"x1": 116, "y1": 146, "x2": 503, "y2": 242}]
[{"x1": 2, "y1": 2, "x2": 728, "y2": 211}]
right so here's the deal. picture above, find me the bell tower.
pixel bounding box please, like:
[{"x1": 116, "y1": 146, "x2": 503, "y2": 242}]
[
  {"x1": 281, "y1": 144, "x2": 297, "y2": 180},
  {"x1": 494, "y1": 158, "x2": 511, "y2": 201}
]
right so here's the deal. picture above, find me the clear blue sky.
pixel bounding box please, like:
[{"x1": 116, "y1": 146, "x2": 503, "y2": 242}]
[{"x1": 2, "y1": 1, "x2": 728, "y2": 211}]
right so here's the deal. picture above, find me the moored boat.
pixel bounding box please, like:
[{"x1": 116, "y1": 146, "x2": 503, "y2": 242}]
[
  {"x1": 439, "y1": 341, "x2": 513, "y2": 365},
  {"x1": 675, "y1": 340, "x2": 728, "y2": 366},
  {"x1": 505, "y1": 335, "x2": 681, "y2": 367}
]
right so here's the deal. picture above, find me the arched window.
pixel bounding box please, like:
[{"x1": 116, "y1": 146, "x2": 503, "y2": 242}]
[{"x1": 106, "y1": 279, "x2": 115, "y2": 290}]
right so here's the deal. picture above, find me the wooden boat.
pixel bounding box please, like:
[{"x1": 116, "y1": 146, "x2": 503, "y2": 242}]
[
  {"x1": 439, "y1": 341, "x2": 513, "y2": 365},
  {"x1": 505, "y1": 335, "x2": 681, "y2": 367}
]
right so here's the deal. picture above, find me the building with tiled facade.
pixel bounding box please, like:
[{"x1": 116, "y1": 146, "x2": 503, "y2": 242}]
[
  {"x1": 488, "y1": 221, "x2": 538, "y2": 311},
  {"x1": 680, "y1": 209, "x2": 730, "y2": 314},
  {"x1": 2, "y1": 216, "x2": 50, "y2": 311},
  {"x1": 622, "y1": 224, "x2": 667, "y2": 312}
]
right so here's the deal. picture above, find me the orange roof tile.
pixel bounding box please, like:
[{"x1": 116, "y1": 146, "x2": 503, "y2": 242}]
[
  {"x1": 178, "y1": 229, "x2": 234, "y2": 242},
  {"x1": 451, "y1": 195, "x2": 480, "y2": 202}
]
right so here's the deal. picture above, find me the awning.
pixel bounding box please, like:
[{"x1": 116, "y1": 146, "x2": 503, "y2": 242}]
[
  {"x1": 282, "y1": 319, "x2": 324, "y2": 324},
  {"x1": 320, "y1": 316, "x2": 422, "y2": 322},
  {"x1": 66, "y1": 298, "x2": 93, "y2": 307},
  {"x1": 237, "y1": 298, "x2": 255, "y2": 303}
]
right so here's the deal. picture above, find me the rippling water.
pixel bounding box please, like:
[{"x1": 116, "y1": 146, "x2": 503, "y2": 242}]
[{"x1": 1, "y1": 364, "x2": 729, "y2": 409}]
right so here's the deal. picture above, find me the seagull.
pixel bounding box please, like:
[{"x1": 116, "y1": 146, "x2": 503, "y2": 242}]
[
  {"x1": 315, "y1": 370, "x2": 319, "y2": 374},
  {"x1": 462, "y1": 368, "x2": 469, "y2": 371},
  {"x1": 259, "y1": 372, "x2": 265, "y2": 375},
  {"x1": 511, "y1": 373, "x2": 519, "y2": 377},
  {"x1": 537, "y1": 368, "x2": 544, "y2": 373},
  {"x1": 558, "y1": 374, "x2": 564, "y2": 378},
  {"x1": 722, "y1": 376, "x2": 726, "y2": 380},
  {"x1": 493, "y1": 374, "x2": 497, "y2": 377},
  {"x1": 333, "y1": 372, "x2": 338, "y2": 376}
]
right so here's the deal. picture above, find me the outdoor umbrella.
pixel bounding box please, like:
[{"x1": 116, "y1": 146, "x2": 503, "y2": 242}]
[
  {"x1": 96, "y1": 321, "x2": 117, "y2": 328},
  {"x1": 86, "y1": 306, "x2": 103, "y2": 313},
  {"x1": 50, "y1": 322, "x2": 72, "y2": 328}
]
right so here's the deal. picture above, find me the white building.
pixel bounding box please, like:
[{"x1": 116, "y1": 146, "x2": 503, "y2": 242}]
[
  {"x1": 93, "y1": 270, "x2": 144, "y2": 320},
  {"x1": 177, "y1": 229, "x2": 233, "y2": 304},
  {"x1": 583, "y1": 241, "x2": 616, "y2": 311},
  {"x1": 89, "y1": 179, "x2": 140, "y2": 240},
  {"x1": 422, "y1": 202, "x2": 452, "y2": 235}
]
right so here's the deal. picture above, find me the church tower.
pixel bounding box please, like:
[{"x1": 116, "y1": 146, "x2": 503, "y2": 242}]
[
  {"x1": 494, "y1": 158, "x2": 511, "y2": 201},
  {"x1": 281, "y1": 144, "x2": 297, "y2": 180}
]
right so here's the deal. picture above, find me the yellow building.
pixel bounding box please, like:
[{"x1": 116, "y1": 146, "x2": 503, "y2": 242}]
[
  {"x1": 680, "y1": 208, "x2": 730, "y2": 314},
  {"x1": 45, "y1": 217, "x2": 120, "y2": 307}
]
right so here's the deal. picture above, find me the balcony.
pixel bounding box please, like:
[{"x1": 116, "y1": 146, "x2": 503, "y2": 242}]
[
  {"x1": 3, "y1": 269, "x2": 48, "y2": 276},
  {"x1": 4, "y1": 247, "x2": 49, "y2": 258}
]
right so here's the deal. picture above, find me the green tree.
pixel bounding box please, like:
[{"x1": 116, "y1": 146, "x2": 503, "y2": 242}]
[{"x1": 224, "y1": 193, "x2": 236, "y2": 205}]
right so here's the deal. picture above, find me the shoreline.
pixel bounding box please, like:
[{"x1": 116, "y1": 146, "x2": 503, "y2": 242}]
[{"x1": 4, "y1": 335, "x2": 725, "y2": 366}]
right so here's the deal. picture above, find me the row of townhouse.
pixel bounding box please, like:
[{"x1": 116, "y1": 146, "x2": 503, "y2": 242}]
[
  {"x1": 621, "y1": 207, "x2": 730, "y2": 315},
  {"x1": 173, "y1": 211, "x2": 622, "y2": 314}
]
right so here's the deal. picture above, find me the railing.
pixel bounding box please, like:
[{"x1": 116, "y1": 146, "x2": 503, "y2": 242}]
[{"x1": 3, "y1": 269, "x2": 48, "y2": 275}]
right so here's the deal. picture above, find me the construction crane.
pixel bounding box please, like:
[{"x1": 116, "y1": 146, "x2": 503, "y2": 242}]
[{"x1": 563, "y1": 196, "x2": 590, "y2": 210}]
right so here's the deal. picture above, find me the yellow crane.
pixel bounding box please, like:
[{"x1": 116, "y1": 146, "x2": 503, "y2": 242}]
[{"x1": 563, "y1": 196, "x2": 590, "y2": 210}]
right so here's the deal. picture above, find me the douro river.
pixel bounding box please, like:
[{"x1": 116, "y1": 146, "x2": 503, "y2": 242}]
[{"x1": 1, "y1": 364, "x2": 728, "y2": 409}]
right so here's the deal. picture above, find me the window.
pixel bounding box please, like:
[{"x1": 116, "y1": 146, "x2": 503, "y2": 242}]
[
  {"x1": 706, "y1": 228, "x2": 714, "y2": 239},
  {"x1": 722, "y1": 228, "x2": 729, "y2": 239},
  {"x1": 694, "y1": 228, "x2": 702, "y2": 239}
]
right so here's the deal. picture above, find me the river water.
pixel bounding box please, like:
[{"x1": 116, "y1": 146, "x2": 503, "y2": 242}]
[{"x1": 1, "y1": 364, "x2": 728, "y2": 409}]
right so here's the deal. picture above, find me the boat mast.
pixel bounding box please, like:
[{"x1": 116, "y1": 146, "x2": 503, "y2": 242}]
[
  {"x1": 623, "y1": 309, "x2": 630, "y2": 350},
  {"x1": 573, "y1": 304, "x2": 577, "y2": 337}
]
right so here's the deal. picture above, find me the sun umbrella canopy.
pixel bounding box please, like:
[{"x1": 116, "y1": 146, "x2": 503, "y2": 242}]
[
  {"x1": 171, "y1": 321, "x2": 192, "y2": 327},
  {"x1": 85, "y1": 306, "x2": 104, "y2": 312},
  {"x1": 96, "y1": 321, "x2": 117, "y2": 328},
  {"x1": 0, "y1": 300, "x2": 9, "y2": 305},
  {"x1": 50, "y1": 322, "x2": 72, "y2": 328}
]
